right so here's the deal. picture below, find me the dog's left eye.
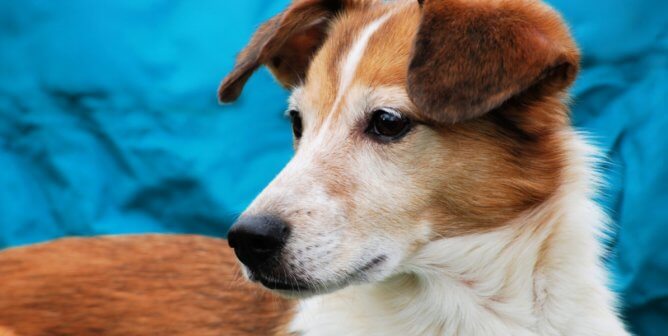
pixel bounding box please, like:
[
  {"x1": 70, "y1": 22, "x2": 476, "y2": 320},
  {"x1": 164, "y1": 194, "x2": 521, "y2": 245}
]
[{"x1": 367, "y1": 109, "x2": 411, "y2": 141}]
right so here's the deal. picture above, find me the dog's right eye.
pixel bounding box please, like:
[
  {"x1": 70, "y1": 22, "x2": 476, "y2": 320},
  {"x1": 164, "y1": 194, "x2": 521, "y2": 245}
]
[
  {"x1": 289, "y1": 110, "x2": 303, "y2": 139},
  {"x1": 367, "y1": 109, "x2": 411, "y2": 142}
]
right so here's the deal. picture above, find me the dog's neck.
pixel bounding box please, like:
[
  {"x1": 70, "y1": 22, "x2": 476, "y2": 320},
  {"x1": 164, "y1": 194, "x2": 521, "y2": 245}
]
[{"x1": 288, "y1": 134, "x2": 628, "y2": 336}]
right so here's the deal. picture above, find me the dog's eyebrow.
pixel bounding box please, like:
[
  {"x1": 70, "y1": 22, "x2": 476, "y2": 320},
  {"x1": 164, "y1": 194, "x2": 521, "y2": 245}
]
[
  {"x1": 377, "y1": 107, "x2": 401, "y2": 117},
  {"x1": 362, "y1": 86, "x2": 416, "y2": 114}
]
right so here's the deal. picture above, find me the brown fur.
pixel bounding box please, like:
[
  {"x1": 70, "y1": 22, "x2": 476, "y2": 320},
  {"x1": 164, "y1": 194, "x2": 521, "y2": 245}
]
[
  {"x1": 408, "y1": 0, "x2": 578, "y2": 235},
  {"x1": 354, "y1": 5, "x2": 421, "y2": 89},
  {"x1": 0, "y1": 327, "x2": 17, "y2": 336},
  {"x1": 0, "y1": 235, "x2": 293, "y2": 336},
  {"x1": 0, "y1": 1, "x2": 583, "y2": 334},
  {"x1": 408, "y1": 0, "x2": 579, "y2": 124},
  {"x1": 218, "y1": 0, "x2": 374, "y2": 102},
  {"x1": 279, "y1": 0, "x2": 576, "y2": 236}
]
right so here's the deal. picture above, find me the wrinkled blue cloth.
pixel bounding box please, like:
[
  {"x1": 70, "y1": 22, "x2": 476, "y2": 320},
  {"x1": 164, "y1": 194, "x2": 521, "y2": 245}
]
[{"x1": 0, "y1": 0, "x2": 666, "y2": 334}]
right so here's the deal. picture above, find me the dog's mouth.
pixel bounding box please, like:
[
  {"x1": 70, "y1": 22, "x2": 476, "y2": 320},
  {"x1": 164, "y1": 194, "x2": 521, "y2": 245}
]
[
  {"x1": 257, "y1": 277, "x2": 312, "y2": 291},
  {"x1": 247, "y1": 255, "x2": 388, "y2": 297}
]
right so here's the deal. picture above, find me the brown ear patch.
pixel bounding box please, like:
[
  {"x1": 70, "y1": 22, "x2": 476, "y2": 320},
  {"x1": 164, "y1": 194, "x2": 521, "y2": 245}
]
[
  {"x1": 218, "y1": 2, "x2": 331, "y2": 103},
  {"x1": 218, "y1": 0, "x2": 374, "y2": 103},
  {"x1": 407, "y1": 0, "x2": 579, "y2": 124},
  {"x1": 218, "y1": 14, "x2": 283, "y2": 103}
]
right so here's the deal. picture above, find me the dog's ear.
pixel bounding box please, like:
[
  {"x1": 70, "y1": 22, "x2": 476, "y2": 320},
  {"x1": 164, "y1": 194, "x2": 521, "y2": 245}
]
[
  {"x1": 219, "y1": 0, "x2": 372, "y2": 103},
  {"x1": 408, "y1": 0, "x2": 580, "y2": 124}
]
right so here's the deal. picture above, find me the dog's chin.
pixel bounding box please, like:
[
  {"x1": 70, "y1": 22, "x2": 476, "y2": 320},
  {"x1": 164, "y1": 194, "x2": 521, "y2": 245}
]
[{"x1": 242, "y1": 255, "x2": 389, "y2": 299}]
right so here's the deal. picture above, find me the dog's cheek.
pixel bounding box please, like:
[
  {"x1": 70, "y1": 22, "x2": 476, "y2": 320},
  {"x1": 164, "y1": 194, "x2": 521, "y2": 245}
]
[
  {"x1": 348, "y1": 145, "x2": 429, "y2": 243},
  {"x1": 410, "y1": 118, "x2": 567, "y2": 239}
]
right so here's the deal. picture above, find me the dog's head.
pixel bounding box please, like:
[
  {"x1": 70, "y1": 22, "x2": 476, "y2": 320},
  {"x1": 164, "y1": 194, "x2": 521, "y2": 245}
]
[{"x1": 221, "y1": 0, "x2": 579, "y2": 297}]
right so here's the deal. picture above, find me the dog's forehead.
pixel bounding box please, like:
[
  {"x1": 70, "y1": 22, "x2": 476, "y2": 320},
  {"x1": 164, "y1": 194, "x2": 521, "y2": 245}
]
[{"x1": 298, "y1": 2, "x2": 421, "y2": 123}]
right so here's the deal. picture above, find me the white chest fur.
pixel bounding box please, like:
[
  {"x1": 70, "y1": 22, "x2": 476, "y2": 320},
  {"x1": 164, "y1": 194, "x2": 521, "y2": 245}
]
[
  {"x1": 290, "y1": 225, "x2": 627, "y2": 336},
  {"x1": 288, "y1": 134, "x2": 630, "y2": 336}
]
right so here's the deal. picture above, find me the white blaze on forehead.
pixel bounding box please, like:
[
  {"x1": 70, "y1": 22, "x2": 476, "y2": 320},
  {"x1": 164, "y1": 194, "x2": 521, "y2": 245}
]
[
  {"x1": 301, "y1": 9, "x2": 398, "y2": 151},
  {"x1": 327, "y1": 10, "x2": 398, "y2": 121}
]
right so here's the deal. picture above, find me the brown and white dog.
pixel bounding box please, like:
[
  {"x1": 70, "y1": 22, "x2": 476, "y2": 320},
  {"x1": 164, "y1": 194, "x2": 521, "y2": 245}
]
[{"x1": 0, "y1": 0, "x2": 630, "y2": 335}]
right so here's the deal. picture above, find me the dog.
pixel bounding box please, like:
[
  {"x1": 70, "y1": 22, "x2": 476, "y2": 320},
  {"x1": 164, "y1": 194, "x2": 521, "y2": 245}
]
[{"x1": 0, "y1": 0, "x2": 630, "y2": 335}]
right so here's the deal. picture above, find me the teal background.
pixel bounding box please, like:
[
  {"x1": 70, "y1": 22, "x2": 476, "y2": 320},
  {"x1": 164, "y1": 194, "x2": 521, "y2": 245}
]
[{"x1": 0, "y1": 1, "x2": 666, "y2": 334}]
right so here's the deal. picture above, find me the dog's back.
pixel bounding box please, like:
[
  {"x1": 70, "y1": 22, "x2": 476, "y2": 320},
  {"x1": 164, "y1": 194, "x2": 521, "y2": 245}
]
[{"x1": 0, "y1": 235, "x2": 293, "y2": 336}]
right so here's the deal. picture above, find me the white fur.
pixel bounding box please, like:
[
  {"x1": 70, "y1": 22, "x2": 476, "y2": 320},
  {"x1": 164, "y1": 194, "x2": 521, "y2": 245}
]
[
  {"x1": 241, "y1": 12, "x2": 414, "y2": 291},
  {"x1": 330, "y1": 11, "x2": 395, "y2": 117},
  {"x1": 244, "y1": 4, "x2": 629, "y2": 334},
  {"x1": 288, "y1": 132, "x2": 630, "y2": 336},
  {"x1": 310, "y1": 9, "x2": 399, "y2": 152}
]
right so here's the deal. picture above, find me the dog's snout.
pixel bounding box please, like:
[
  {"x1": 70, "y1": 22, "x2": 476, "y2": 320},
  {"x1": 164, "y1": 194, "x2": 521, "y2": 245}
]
[{"x1": 227, "y1": 215, "x2": 290, "y2": 270}]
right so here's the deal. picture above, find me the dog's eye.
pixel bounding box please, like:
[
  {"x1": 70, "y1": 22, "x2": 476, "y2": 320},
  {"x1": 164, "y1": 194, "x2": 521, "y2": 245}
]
[
  {"x1": 289, "y1": 110, "x2": 303, "y2": 139},
  {"x1": 367, "y1": 109, "x2": 411, "y2": 141}
]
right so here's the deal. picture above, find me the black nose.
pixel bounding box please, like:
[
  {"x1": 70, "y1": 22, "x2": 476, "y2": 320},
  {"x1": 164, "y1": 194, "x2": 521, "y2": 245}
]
[{"x1": 227, "y1": 215, "x2": 290, "y2": 270}]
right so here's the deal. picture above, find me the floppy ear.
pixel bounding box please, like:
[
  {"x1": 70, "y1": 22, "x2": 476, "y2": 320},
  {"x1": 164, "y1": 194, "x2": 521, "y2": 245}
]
[
  {"x1": 408, "y1": 0, "x2": 580, "y2": 124},
  {"x1": 219, "y1": 0, "x2": 371, "y2": 103}
]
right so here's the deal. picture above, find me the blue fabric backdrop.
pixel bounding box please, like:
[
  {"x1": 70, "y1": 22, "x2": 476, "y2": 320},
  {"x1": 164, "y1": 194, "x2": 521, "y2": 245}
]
[{"x1": 0, "y1": 0, "x2": 666, "y2": 334}]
